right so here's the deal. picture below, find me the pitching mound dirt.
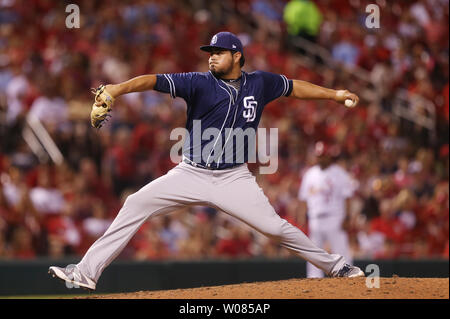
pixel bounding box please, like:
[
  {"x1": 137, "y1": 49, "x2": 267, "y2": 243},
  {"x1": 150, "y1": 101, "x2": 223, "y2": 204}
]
[{"x1": 81, "y1": 277, "x2": 448, "y2": 299}]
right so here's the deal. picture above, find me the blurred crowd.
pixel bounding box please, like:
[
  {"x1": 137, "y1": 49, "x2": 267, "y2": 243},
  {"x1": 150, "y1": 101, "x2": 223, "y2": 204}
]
[{"x1": 0, "y1": 0, "x2": 448, "y2": 261}]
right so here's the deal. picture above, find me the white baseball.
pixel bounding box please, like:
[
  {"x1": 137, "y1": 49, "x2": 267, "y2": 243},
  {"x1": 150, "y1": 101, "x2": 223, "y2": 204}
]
[{"x1": 345, "y1": 99, "x2": 354, "y2": 108}]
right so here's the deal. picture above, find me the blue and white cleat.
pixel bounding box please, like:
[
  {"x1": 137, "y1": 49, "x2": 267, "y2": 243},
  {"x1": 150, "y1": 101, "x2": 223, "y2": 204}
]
[{"x1": 334, "y1": 263, "x2": 365, "y2": 278}]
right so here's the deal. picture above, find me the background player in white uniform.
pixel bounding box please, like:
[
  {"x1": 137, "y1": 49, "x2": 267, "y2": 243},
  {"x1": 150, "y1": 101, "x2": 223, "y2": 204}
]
[
  {"x1": 298, "y1": 141, "x2": 357, "y2": 278},
  {"x1": 49, "y1": 32, "x2": 364, "y2": 291}
]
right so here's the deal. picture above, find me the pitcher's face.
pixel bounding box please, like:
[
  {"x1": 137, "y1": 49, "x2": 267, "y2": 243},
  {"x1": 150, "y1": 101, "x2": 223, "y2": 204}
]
[{"x1": 208, "y1": 49, "x2": 234, "y2": 77}]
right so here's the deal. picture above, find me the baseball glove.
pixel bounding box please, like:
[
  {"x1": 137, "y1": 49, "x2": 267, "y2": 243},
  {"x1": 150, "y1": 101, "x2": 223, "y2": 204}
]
[{"x1": 90, "y1": 84, "x2": 115, "y2": 128}]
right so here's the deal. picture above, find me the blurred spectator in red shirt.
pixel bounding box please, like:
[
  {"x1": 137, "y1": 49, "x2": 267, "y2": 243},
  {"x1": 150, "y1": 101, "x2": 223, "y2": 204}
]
[
  {"x1": 215, "y1": 222, "x2": 252, "y2": 258},
  {"x1": 10, "y1": 226, "x2": 35, "y2": 259}
]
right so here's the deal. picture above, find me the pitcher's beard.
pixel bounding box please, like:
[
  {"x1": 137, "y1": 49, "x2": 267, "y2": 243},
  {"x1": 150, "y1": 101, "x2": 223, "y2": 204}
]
[
  {"x1": 210, "y1": 64, "x2": 233, "y2": 79},
  {"x1": 210, "y1": 69, "x2": 225, "y2": 79}
]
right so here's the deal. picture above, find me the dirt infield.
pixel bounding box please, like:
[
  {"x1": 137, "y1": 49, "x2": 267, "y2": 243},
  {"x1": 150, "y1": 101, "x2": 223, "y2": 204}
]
[{"x1": 82, "y1": 277, "x2": 449, "y2": 299}]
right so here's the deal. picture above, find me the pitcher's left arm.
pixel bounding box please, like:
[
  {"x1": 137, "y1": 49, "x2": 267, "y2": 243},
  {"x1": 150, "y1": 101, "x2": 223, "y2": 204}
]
[{"x1": 289, "y1": 80, "x2": 359, "y2": 107}]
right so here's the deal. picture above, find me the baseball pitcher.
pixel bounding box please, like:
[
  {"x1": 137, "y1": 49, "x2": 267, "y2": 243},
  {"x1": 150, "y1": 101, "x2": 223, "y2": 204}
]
[
  {"x1": 49, "y1": 32, "x2": 364, "y2": 291},
  {"x1": 299, "y1": 142, "x2": 357, "y2": 278}
]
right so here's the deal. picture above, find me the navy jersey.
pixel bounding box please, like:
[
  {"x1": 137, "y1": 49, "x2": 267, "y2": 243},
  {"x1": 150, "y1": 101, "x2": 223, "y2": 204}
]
[{"x1": 154, "y1": 70, "x2": 293, "y2": 169}]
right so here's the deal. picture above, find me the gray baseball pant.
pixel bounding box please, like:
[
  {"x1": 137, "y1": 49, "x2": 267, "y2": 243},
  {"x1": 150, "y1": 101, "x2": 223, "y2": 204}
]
[
  {"x1": 77, "y1": 162, "x2": 346, "y2": 282},
  {"x1": 306, "y1": 227, "x2": 352, "y2": 278}
]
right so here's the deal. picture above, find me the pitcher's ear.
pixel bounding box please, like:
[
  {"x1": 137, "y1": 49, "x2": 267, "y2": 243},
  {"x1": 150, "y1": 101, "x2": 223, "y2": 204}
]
[
  {"x1": 239, "y1": 55, "x2": 245, "y2": 67},
  {"x1": 233, "y1": 51, "x2": 242, "y2": 65}
]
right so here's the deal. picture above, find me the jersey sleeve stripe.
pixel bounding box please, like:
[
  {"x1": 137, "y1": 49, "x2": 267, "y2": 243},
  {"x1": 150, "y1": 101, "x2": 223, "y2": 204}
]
[
  {"x1": 282, "y1": 75, "x2": 292, "y2": 97},
  {"x1": 163, "y1": 74, "x2": 175, "y2": 98},
  {"x1": 279, "y1": 75, "x2": 286, "y2": 97},
  {"x1": 167, "y1": 74, "x2": 177, "y2": 98},
  {"x1": 280, "y1": 74, "x2": 289, "y2": 97}
]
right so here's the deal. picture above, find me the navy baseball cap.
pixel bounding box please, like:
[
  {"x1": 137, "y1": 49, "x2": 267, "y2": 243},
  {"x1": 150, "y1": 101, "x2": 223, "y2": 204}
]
[{"x1": 200, "y1": 32, "x2": 244, "y2": 56}]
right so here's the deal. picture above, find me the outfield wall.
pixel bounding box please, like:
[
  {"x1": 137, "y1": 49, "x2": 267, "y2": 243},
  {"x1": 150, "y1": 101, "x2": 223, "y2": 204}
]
[{"x1": 0, "y1": 258, "x2": 448, "y2": 296}]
